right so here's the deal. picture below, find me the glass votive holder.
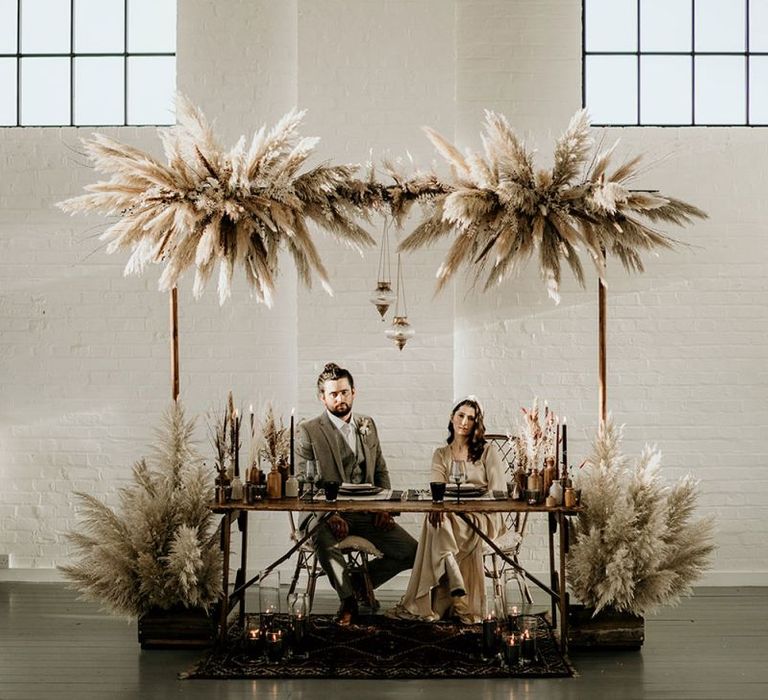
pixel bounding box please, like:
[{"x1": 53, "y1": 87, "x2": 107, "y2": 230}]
[
  {"x1": 521, "y1": 625, "x2": 537, "y2": 662},
  {"x1": 260, "y1": 611, "x2": 276, "y2": 634},
  {"x1": 505, "y1": 604, "x2": 522, "y2": 632},
  {"x1": 289, "y1": 591, "x2": 310, "y2": 656},
  {"x1": 259, "y1": 570, "x2": 280, "y2": 632},
  {"x1": 291, "y1": 613, "x2": 309, "y2": 655},
  {"x1": 481, "y1": 613, "x2": 498, "y2": 658},
  {"x1": 526, "y1": 489, "x2": 542, "y2": 505},
  {"x1": 503, "y1": 633, "x2": 521, "y2": 667},
  {"x1": 244, "y1": 620, "x2": 263, "y2": 654},
  {"x1": 265, "y1": 629, "x2": 285, "y2": 663}
]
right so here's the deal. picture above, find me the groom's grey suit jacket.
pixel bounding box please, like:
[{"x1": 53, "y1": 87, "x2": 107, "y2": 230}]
[{"x1": 296, "y1": 412, "x2": 390, "y2": 488}]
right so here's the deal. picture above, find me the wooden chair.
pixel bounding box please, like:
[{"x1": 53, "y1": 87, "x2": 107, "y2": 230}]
[
  {"x1": 286, "y1": 512, "x2": 381, "y2": 612},
  {"x1": 483, "y1": 433, "x2": 533, "y2": 606}
]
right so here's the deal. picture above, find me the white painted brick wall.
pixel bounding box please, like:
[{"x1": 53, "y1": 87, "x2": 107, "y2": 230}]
[{"x1": 0, "y1": 0, "x2": 765, "y2": 587}]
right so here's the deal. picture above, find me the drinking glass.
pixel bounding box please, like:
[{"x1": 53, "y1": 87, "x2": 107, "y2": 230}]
[
  {"x1": 450, "y1": 460, "x2": 466, "y2": 504},
  {"x1": 305, "y1": 460, "x2": 316, "y2": 502}
]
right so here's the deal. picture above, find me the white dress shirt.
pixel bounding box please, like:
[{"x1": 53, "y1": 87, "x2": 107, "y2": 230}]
[{"x1": 326, "y1": 410, "x2": 357, "y2": 457}]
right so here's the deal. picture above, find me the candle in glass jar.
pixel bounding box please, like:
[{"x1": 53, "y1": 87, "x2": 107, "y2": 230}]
[
  {"x1": 293, "y1": 613, "x2": 308, "y2": 645},
  {"x1": 521, "y1": 628, "x2": 535, "y2": 660},
  {"x1": 482, "y1": 614, "x2": 498, "y2": 658},
  {"x1": 504, "y1": 634, "x2": 520, "y2": 666},
  {"x1": 265, "y1": 629, "x2": 284, "y2": 662},
  {"x1": 245, "y1": 625, "x2": 262, "y2": 652}
]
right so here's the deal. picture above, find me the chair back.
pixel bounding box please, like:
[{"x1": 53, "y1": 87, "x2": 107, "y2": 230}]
[{"x1": 485, "y1": 433, "x2": 515, "y2": 476}]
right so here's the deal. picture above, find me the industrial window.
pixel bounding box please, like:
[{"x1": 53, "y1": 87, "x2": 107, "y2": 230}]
[
  {"x1": 0, "y1": 0, "x2": 176, "y2": 127},
  {"x1": 583, "y1": 0, "x2": 768, "y2": 126}
]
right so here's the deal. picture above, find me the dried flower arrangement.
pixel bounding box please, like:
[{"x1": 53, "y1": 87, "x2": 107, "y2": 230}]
[
  {"x1": 208, "y1": 391, "x2": 243, "y2": 483},
  {"x1": 568, "y1": 419, "x2": 715, "y2": 616},
  {"x1": 395, "y1": 109, "x2": 707, "y2": 303},
  {"x1": 60, "y1": 402, "x2": 222, "y2": 616},
  {"x1": 510, "y1": 398, "x2": 558, "y2": 472},
  {"x1": 58, "y1": 94, "x2": 375, "y2": 305},
  {"x1": 258, "y1": 403, "x2": 290, "y2": 467}
]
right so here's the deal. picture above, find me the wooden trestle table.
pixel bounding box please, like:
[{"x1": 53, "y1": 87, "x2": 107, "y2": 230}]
[{"x1": 211, "y1": 496, "x2": 580, "y2": 654}]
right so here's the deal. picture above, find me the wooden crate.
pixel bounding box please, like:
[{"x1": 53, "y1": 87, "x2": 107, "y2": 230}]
[
  {"x1": 567, "y1": 604, "x2": 645, "y2": 650},
  {"x1": 138, "y1": 606, "x2": 215, "y2": 649}
]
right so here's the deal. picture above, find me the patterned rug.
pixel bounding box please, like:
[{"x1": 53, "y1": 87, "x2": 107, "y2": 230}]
[{"x1": 180, "y1": 613, "x2": 575, "y2": 679}]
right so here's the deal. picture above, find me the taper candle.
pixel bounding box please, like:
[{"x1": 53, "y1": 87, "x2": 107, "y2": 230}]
[
  {"x1": 290, "y1": 409, "x2": 295, "y2": 475},
  {"x1": 233, "y1": 409, "x2": 240, "y2": 477},
  {"x1": 561, "y1": 417, "x2": 567, "y2": 476}
]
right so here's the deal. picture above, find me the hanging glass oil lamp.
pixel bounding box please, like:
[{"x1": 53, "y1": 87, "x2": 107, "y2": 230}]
[
  {"x1": 369, "y1": 217, "x2": 396, "y2": 319},
  {"x1": 385, "y1": 254, "x2": 415, "y2": 351}
]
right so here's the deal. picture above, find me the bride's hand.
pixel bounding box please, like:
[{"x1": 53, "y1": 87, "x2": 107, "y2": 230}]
[{"x1": 428, "y1": 511, "x2": 443, "y2": 528}]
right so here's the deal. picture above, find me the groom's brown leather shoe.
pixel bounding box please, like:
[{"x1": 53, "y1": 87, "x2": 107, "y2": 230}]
[{"x1": 336, "y1": 595, "x2": 358, "y2": 626}]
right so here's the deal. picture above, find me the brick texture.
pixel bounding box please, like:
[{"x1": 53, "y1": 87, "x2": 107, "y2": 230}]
[{"x1": 0, "y1": 0, "x2": 765, "y2": 586}]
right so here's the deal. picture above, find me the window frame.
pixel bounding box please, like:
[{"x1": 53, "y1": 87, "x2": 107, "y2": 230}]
[
  {"x1": 0, "y1": 0, "x2": 176, "y2": 128},
  {"x1": 582, "y1": 0, "x2": 767, "y2": 127}
]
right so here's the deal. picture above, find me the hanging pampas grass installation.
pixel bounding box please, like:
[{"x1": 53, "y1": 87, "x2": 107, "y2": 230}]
[
  {"x1": 397, "y1": 109, "x2": 707, "y2": 303},
  {"x1": 58, "y1": 94, "x2": 375, "y2": 305}
]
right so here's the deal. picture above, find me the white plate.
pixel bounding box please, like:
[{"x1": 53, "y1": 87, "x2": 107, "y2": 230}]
[
  {"x1": 340, "y1": 482, "x2": 376, "y2": 491},
  {"x1": 339, "y1": 485, "x2": 382, "y2": 496}
]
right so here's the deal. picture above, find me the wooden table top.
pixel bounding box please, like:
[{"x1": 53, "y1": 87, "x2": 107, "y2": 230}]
[{"x1": 211, "y1": 496, "x2": 581, "y2": 515}]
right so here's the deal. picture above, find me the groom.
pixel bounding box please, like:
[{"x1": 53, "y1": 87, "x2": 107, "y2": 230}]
[{"x1": 296, "y1": 362, "x2": 417, "y2": 625}]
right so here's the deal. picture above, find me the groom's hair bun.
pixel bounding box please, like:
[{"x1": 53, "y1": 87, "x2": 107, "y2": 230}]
[{"x1": 317, "y1": 362, "x2": 355, "y2": 392}]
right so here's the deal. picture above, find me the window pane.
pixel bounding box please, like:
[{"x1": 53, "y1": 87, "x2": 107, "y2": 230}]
[
  {"x1": 20, "y1": 56, "x2": 69, "y2": 125},
  {"x1": 695, "y1": 0, "x2": 745, "y2": 51},
  {"x1": 750, "y1": 0, "x2": 768, "y2": 51},
  {"x1": 127, "y1": 0, "x2": 175, "y2": 53},
  {"x1": 20, "y1": 0, "x2": 71, "y2": 54},
  {"x1": 127, "y1": 56, "x2": 175, "y2": 124},
  {"x1": 0, "y1": 58, "x2": 16, "y2": 125},
  {"x1": 695, "y1": 56, "x2": 745, "y2": 124},
  {"x1": 0, "y1": 0, "x2": 18, "y2": 53},
  {"x1": 641, "y1": 0, "x2": 692, "y2": 51},
  {"x1": 74, "y1": 56, "x2": 124, "y2": 125},
  {"x1": 74, "y1": 0, "x2": 124, "y2": 53},
  {"x1": 585, "y1": 0, "x2": 637, "y2": 52},
  {"x1": 749, "y1": 56, "x2": 768, "y2": 123},
  {"x1": 585, "y1": 55, "x2": 638, "y2": 124},
  {"x1": 640, "y1": 56, "x2": 692, "y2": 124}
]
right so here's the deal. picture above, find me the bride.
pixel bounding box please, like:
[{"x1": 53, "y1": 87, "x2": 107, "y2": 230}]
[{"x1": 390, "y1": 396, "x2": 507, "y2": 623}]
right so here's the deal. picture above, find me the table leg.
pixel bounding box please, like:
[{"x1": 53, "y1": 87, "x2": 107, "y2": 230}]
[
  {"x1": 558, "y1": 510, "x2": 569, "y2": 655},
  {"x1": 218, "y1": 510, "x2": 233, "y2": 644},
  {"x1": 237, "y1": 510, "x2": 248, "y2": 630},
  {"x1": 548, "y1": 511, "x2": 557, "y2": 628}
]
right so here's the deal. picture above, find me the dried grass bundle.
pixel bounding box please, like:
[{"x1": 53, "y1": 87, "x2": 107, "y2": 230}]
[
  {"x1": 568, "y1": 419, "x2": 715, "y2": 615},
  {"x1": 58, "y1": 95, "x2": 375, "y2": 305},
  {"x1": 259, "y1": 403, "x2": 289, "y2": 466},
  {"x1": 512, "y1": 398, "x2": 557, "y2": 472},
  {"x1": 398, "y1": 109, "x2": 707, "y2": 302},
  {"x1": 60, "y1": 402, "x2": 222, "y2": 616}
]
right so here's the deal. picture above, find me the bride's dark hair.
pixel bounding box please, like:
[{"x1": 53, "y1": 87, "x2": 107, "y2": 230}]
[{"x1": 446, "y1": 398, "x2": 486, "y2": 463}]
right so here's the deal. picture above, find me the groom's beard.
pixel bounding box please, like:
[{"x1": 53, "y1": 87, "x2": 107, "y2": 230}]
[{"x1": 328, "y1": 403, "x2": 351, "y2": 420}]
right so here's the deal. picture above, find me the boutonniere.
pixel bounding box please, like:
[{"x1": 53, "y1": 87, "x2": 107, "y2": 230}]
[{"x1": 357, "y1": 417, "x2": 371, "y2": 437}]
